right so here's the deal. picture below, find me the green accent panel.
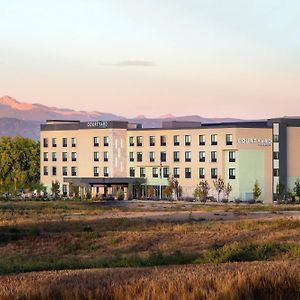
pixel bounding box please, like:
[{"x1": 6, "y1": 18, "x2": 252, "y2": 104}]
[
  {"x1": 146, "y1": 178, "x2": 169, "y2": 186},
  {"x1": 144, "y1": 167, "x2": 169, "y2": 186},
  {"x1": 224, "y1": 151, "x2": 239, "y2": 200},
  {"x1": 238, "y1": 150, "x2": 265, "y2": 201}
]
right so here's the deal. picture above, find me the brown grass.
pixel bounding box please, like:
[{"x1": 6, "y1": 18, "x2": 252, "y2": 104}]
[{"x1": 0, "y1": 261, "x2": 300, "y2": 300}]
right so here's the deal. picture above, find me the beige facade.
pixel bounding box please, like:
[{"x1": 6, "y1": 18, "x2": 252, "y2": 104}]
[
  {"x1": 127, "y1": 126, "x2": 273, "y2": 201},
  {"x1": 40, "y1": 120, "x2": 277, "y2": 202}
]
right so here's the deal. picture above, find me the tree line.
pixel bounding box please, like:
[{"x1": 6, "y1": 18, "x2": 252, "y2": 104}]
[{"x1": 0, "y1": 136, "x2": 40, "y2": 194}]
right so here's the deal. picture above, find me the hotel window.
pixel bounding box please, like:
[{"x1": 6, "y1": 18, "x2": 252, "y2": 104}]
[
  {"x1": 71, "y1": 138, "x2": 77, "y2": 147},
  {"x1": 43, "y1": 138, "x2": 49, "y2": 148},
  {"x1": 129, "y1": 136, "x2": 134, "y2": 146},
  {"x1": 173, "y1": 151, "x2": 180, "y2": 162},
  {"x1": 226, "y1": 134, "x2": 233, "y2": 146},
  {"x1": 174, "y1": 167, "x2": 180, "y2": 178},
  {"x1": 199, "y1": 135, "x2": 205, "y2": 146},
  {"x1": 94, "y1": 151, "x2": 99, "y2": 162},
  {"x1": 185, "y1": 151, "x2": 191, "y2": 162},
  {"x1": 103, "y1": 167, "x2": 109, "y2": 177},
  {"x1": 137, "y1": 136, "x2": 143, "y2": 147},
  {"x1": 199, "y1": 151, "x2": 205, "y2": 162},
  {"x1": 62, "y1": 166, "x2": 68, "y2": 176},
  {"x1": 229, "y1": 151, "x2": 236, "y2": 162},
  {"x1": 140, "y1": 167, "x2": 146, "y2": 177},
  {"x1": 93, "y1": 137, "x2": 99, "y2": 147},
  {"x1": 43, "y1": 152, "x2": 48, "y2": 162},
  {"x1": 62, "y1": 138, "x2": 68, "y2": 147},
  {"x1": 62, "y1": 152, "x2": 68, "y2": 162},
  {"x1": 185, "y1": 167, "x2": 191, "y2": 178},
  {"x1": 104, "y1": 151, "x2": 109, "y2": 162},
  {"x1": 273, "y1": 134, "x2": 279, "y2": 143},
  {"x1": 174, "y1": 135, "x2": 180, "y2": 146},
  {"x1": 149, "y1": 151, "x2": 155, "y2": 162},
  {"x1": 71, "y1": 167, "x2": 77, "y2": 176},
  {"x1": 149, "y1": 136, "x2": 155, "y2": 146},
  {"x1": 273, "y1": 169, "x2": 280, "y2": 177},
  {"x1": 160, "y1": 135, "x2": 167, "y2": 146},
  {"x1": 211, "y1": 134, "x2": 218, "y2": 146},
  {"x1": 160, "y1": 151, "x2": 167, "y2": 162},
  {"x1": 130, "y1": 167, "x2": 135, "y2": 177},
  {"x1": 210, "y1": 151, "x2": 217, "y2": 163},
  {"x1": 52, "y1": 152, "x2": 57, "y2": 162},
  {"x1": 137, "y1": 152, "x2": 143, "y2": 162},
  {"x1": 163, "y1": 167, "x2": 169, "y2": 178},
  {"x1": 52, "y1": 166, "x2": 57, "y2": 176},
  {"x1": 185, "y1": 135, "x2": 191, "y2": 146},
  {"x1": 94, "y1": 167, "x2": 99, "y2": 177},
  {"x1": 273, "y1": 152, "x2": 279, "y2": 160},
  {"x1": 52, "y1": 138, "x2": 57, "y2": 147},
  {"x1": 152, "y1": 167, "x2": 159, "y2": 178},
  {"x1": 104, "y1": 136, "x2": 109, "y2": 147},
  {"x1": 199, "y1": 168, "x2": 205, "y2": 179},
  {"x1": 129, "y1": 151, "x2": 134, "y2": 162},
  {"x1": 71, "y1": 152, "x2": 77, "y2": 162},
  {"x1": 229, "y1": 168, "x2": 236, "y2": 180},
  {"x1": 43, "y1": 166, "x2": 48, "y2": 176},
  {"x1": 211, "y1": 168, "x2": 218, "y2": 179},
  {"x1": 62, "y1": 184, "x2": 68, "y2": 196}
]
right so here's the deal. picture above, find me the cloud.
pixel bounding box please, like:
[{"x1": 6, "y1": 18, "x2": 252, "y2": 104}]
[{"x1": 100, "y1": 60, "x2": 156, "y2": 67}]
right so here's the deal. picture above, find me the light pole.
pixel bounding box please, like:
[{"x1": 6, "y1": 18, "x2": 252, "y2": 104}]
[{"x1": 159, "y1": 161, "x2": 162, "y2": 200}]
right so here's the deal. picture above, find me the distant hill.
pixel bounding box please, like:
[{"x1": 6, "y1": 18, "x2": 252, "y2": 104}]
[
  {"x1": 0, "y1": 118, "x2": 40, "y2": 140},
  {"x1": 0, "y1": 96, "x2": 126, "y2": 122},
  {"x1": 0, "y1": 95, "x2": 244, "y2": 140}
]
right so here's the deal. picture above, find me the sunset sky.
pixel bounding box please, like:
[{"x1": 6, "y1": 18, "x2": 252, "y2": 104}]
[{"x1": 1, "y1": 0, "x2": 300, "y2": 119}]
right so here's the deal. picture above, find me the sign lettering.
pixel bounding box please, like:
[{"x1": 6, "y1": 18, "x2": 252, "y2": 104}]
[
  {"x1": 87, "y1": 121, "x2": 109, "y2": 128},
  {"x1": 237, "y1": 137, "x2": 272, "y2": 146}
]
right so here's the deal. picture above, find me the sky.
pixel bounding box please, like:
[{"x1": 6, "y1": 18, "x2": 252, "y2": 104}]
[{"x1": 1, "y1": 0, "x2": 300, "y2": 119}]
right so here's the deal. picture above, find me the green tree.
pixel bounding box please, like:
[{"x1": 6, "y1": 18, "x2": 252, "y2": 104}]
[
  {"x1": 293, "y1": 178, "x2": 300, "y2": 200},
  {"x1": 193, "y1": 185, "x2": 201, "y2": 201},
  {"x1": 115, "y1": 188, "x2": 125, "y2": 200},
  {"x1": 51, "y1": 180, "x2": 60, "y2": 198},
  {"x1": 276, "y1": 182, "x2": 286, "y2": 201},
  {"x1": 0, "y1": 136, "x2": 40, "y2": 194},
  {"x1": 69, "y1": 183, "x2": 79, "y2": 198},
  {"x1": 213, "y1": 177, "x2": 225, "y2": 202},
  {"x1": 134, "y1": 180, "x2": 142, "y2": 199},
  {"x1": 253, "y1": 180, "x2": 262, "y2": 202},
  {"x1": 193, "y1": 180, "x2": 210, "y2": 202}
]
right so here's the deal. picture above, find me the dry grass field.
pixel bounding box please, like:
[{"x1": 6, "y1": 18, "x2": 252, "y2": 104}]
[
  {"x1": 0, "y1": 200, "x2": 300, "y2": 299},
  {"x1": 1, "y1": 261, "x2": 300, "y2": 300}
]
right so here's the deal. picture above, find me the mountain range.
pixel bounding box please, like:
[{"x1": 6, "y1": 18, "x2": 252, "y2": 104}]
[{"x1": 0, "y1": 96, "x2": 242, "y2": 140}]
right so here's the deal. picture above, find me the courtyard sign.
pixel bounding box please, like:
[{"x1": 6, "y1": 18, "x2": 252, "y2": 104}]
[
  {"x1": 87, "y1": 121, "x2": 109, "y2": 128},
  {"x1": 237, "y1": 137, "x2": 272, "y2": 146}
]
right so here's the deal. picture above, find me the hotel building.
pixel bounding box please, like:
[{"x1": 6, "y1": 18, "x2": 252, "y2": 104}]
[{"x1": 40, "y1": 117, "x2": 300, "y2": 203}]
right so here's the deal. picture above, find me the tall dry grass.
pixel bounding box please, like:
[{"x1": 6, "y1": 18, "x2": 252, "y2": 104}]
[{"x1": 0, "y1": 261, "x2": 299, "y2": 300}]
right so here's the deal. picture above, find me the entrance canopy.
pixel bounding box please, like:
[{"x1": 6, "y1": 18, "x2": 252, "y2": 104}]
[{"x1": 63, "y1": 177, "x2": 146, "y2": 200}]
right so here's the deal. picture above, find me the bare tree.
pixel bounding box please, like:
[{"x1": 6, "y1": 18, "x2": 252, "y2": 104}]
[
  {"x1": 213, "y1": 177, "x2": 225, "y2": 202},
  {"x1": 224, "y1": 182, "x2": 232, "y2": 201}
]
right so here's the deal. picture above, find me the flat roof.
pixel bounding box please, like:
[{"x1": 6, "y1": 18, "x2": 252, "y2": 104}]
[
  {"x1": 41, "y1": 116, "x2": 300, "y2": 132},
  {"x1": 41, "y1": 119, "x2": 271, "y2": 131}
]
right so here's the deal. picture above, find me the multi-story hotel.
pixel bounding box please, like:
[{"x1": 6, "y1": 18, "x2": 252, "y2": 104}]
[{"x1": 40, "y1": 117, "x2": 300, "y2": 203}]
